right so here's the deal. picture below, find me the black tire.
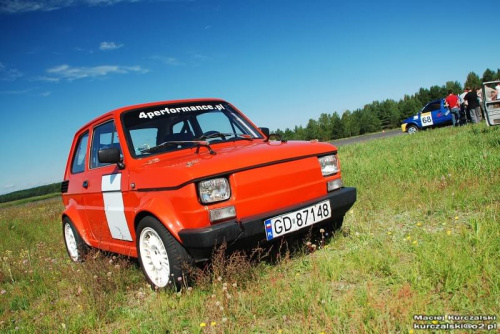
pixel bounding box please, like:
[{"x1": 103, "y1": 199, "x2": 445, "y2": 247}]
[
  {"x1": 407, "y1": 124, "x2": 419, "y2": 134},
  {"x1": 63, "y1": 217, "x2": 88, "y2": 262},
  {"x1": 136, "y1": 216, "x2": 193, "y2": 290}
]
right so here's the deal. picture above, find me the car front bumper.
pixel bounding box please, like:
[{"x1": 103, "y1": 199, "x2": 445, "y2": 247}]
[{"x1": 178, "y1": 187, "x2": 356, "y2": 261}]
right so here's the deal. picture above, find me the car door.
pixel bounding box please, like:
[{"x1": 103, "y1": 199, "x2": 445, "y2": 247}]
[
  {"x1": 420, "y1": 100, "x2": 451, "y2": 128},
  {"x1": 83, "y1": 119, "x2": 133, "y2": 249},
  {"x1": 64, "y1": 131, "x2": 92, "y2": 236}
]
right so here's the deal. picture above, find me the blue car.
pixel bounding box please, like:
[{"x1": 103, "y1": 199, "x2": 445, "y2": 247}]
[{"x1": 401, "y1": 99, "x2": 453, "y2": 134}]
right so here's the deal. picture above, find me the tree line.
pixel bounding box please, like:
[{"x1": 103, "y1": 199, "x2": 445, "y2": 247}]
[
  {"x1": 0, "y1": 182, "x2": 61, "y2": 203},
  {"x1": 274, "y1": 68, "x2": 500, "y2": 141}
]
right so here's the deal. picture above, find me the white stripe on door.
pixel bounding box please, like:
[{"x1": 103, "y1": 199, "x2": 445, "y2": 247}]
[{"x1": 101, "y1": 173, "x2": 132, "y2": 241}]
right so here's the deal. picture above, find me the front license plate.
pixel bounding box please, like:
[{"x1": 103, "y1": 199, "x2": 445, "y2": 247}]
[{"x1": 264, "y1": 200, "x2": 331, "y2": 241}]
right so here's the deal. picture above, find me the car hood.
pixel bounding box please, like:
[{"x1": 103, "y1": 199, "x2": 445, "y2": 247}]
[{"x1": 130, "y1": 140, "x2": 337, "y2": 190}]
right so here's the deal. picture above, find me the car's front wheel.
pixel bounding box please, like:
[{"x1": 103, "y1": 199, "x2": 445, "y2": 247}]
[
  {"x1": 407, "y1": 124, "x2": 419, "y2": 134},
  {"x1": 137, "y1": 216, "x2": 192, "y2": 290}
]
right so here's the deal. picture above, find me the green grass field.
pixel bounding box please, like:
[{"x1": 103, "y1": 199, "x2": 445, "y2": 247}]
[{"x1": 1, "y1": 124, "x2": 499, "y2": 333}]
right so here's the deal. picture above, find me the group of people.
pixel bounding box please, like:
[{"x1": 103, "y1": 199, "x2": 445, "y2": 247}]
[{"x1": 445, "y1": 83, "x2": 500, "y2": 126}]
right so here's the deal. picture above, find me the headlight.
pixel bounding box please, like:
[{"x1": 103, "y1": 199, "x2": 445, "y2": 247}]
[
  {"x1": 198, "y1": 178, "x2": 231, "y2": 204},
  {"x1": 318, "y1": 155, "x2": 339, "y2": 176}
]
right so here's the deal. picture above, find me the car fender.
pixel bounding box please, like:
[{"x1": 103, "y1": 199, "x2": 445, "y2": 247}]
[
  {"x1": 408, "y1": 121, "x2": 421, "y2": 129},
  {"x1": 402, "y1": 121, "x2": 420, "y2": 132},
  {"x1": 133, "y1": 194, "x2": 186, "y2": 242},
  {"x1": 62, "y1": 199, "x2": 91, "y2": 246}
]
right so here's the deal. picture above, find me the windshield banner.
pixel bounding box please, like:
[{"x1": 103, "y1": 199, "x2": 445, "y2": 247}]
[{"x1": 139, "y1": 104, "x2": 225, "y2": 119}]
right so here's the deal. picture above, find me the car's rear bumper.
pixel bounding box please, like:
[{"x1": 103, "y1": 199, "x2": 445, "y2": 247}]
[{"x1": 178, "y1": 187, "x2": 356, "y2": 261}]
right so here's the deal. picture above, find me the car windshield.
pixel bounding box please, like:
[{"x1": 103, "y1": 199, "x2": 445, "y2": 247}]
[{"x1": 122, "y1": 101, "x2": 263, "y2": 158}]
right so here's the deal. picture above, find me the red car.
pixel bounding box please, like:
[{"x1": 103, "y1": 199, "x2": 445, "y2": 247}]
[{"x1": 61, "y1": 98, "x2": 356, "y2": 289}]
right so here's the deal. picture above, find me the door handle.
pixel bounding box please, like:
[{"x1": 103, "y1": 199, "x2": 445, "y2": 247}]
[{"x1": 82, "y1": 180, "x2": 89, "y2": 188}]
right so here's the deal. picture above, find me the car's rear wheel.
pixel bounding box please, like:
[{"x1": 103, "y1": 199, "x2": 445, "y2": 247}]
[
  {"x1": 407, "y1": 124, "x2": 419, "y2": 134},
  {"x1": 137, "y1": 216, "x2": 192, "y2": 290},
  {"x1": 63, "y1": 217, "x2": 88, "y2": 262}
]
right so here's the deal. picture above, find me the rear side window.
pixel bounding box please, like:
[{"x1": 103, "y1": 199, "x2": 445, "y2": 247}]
[
  {"x1": 90, "y1": 121, "x2": 121, "y2": 169},
  {"x1": 71, "y1": 132, "x2": 89, "y2": 174}
]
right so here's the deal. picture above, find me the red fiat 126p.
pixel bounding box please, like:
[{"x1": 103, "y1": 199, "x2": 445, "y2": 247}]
[{"x1": 61, "y1": 98, "x2": 356, "y2": 289}]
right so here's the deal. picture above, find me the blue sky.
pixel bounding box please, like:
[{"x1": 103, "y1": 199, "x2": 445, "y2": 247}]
[{"x1": 0, "y1": 0, "x2": 497, "y2": 194}]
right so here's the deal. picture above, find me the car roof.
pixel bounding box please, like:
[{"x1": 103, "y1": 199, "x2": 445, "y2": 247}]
[{"x1": 76, "y1": 98, "x2": 226, "y2": 134}]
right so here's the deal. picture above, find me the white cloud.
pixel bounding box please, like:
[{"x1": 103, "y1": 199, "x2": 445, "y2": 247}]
[
  {"x1": 0, "y1": 62, "x2": 22, "y2": 81},
  {"x1": 1, "y1": 0, "x2": 74, "y2": 13},
  {"x1": 0, "y1": 88, "x2": 32, "y2": 95},
  {"x1": 99, "y1": 41, "x2": 124, "y2": 51},
  {"x1": 0, "y1": 87, "x2": 51, "y2": 96},
  {"x1": 0, "y1": 0, "x2": 142, "y2": 14},
  {"x1": 150, "y1": 55, "x2": 184, "y2": 66},
  {"x1": 0, "y1": 0, "x2": 196, "y2": 13},
  {"x1": 34, "y1": 75, "x2": 61, "y2": 82},
  {"x1": 44, "y1": 64, "x2": 148, "y2": 81}
]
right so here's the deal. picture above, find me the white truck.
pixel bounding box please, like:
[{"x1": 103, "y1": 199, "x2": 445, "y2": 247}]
[{"x1": 482, "y1": 80, "x2": 500, "y2": 126}]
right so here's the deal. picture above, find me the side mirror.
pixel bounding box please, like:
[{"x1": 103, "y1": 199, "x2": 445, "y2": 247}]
[
  {"x1": 259, "y1": 127, "x2": 270, "y2": 138},
  {"x1": 98, "y1": 148, "x2": 122, "y2": 164}
]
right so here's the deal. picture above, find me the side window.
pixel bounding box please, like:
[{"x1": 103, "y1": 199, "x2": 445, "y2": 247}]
[
  {"x1": 91, "y1": 121, "x2": 121, "y2": 169},
  {"x1": 423, "y1": 102, "x2": 442, "y2": 112},
  {"x1": 71, "y1": 132, "x2": 89, "y2": 174}
]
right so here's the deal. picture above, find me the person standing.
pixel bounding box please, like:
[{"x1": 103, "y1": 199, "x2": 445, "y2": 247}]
[
  {"x1": 459, "y1": 88, "x2": 470, "y2": 123},
  {"x1": 463, "y1": 87, "x2": 481, "y2": 123},
  {"x1": 445, "y1": 90, "x2": 461, "y2": 126}
]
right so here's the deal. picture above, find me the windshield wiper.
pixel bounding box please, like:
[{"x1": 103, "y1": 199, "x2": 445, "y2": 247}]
[
  {"x1": 197, "y1": 131, "x2": 227, "y2": 141},
  {"x1": 139, "y1": 140, "x2": 216, "y2": 155},
  {"x1": 197, "y1": 131, "x2": 253, "y2": 141}
]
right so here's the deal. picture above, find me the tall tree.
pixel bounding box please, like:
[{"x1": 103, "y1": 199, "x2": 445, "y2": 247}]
[
  {"x1": 382, "y1": 99, "x2": 401, "y2": 128},
  {"x1": 317, "y1": 113, "x2": 332, "y2": 141},
  {"x1": 305, "y1": 119, "x2": 319, "y2": 140},
  {"x1": 283, "y1": 128, "x2": 295, "y2": 140},
  {"x1": 293, "y1": 125, "x2": 306, "y2": 140},
  {"x1": 341, "y1": 110, "x2": 360, "y2": 137},
  {"x1": 482, "y1": 68, "x2": 496, "y2": 82},
  {"x1": 398, "y1": 98, "x2": 421, "y2": 120},
  {"x1": 465, "y1": 71, "x2": 481, "y2": 89},
  {"x1": 330, "y1": 112, "x2": 344, "y2": 139},
  {"x1": 358, "y1": 106, "x2": 381, "y2": 134},
  {"x1": 429, "y1": 85, "x2": 445, "y2": 100},
  {"x1": 417, "y1": 88, "x2": 430, "y2": 105},
  {"x1": 445, "y1": 81, "x2": 463, "y2": 94}
]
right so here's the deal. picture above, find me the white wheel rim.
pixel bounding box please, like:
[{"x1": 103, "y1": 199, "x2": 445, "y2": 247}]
[
  {"x1": 64, "y1": 223, "x2": 79, "y2": 261},
  {"x1": 408, "y1": 126, "x2": 417, "y2": 134},
  {"x1": 139, "y1": 227, "x2": 171, "y2": 288}
]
